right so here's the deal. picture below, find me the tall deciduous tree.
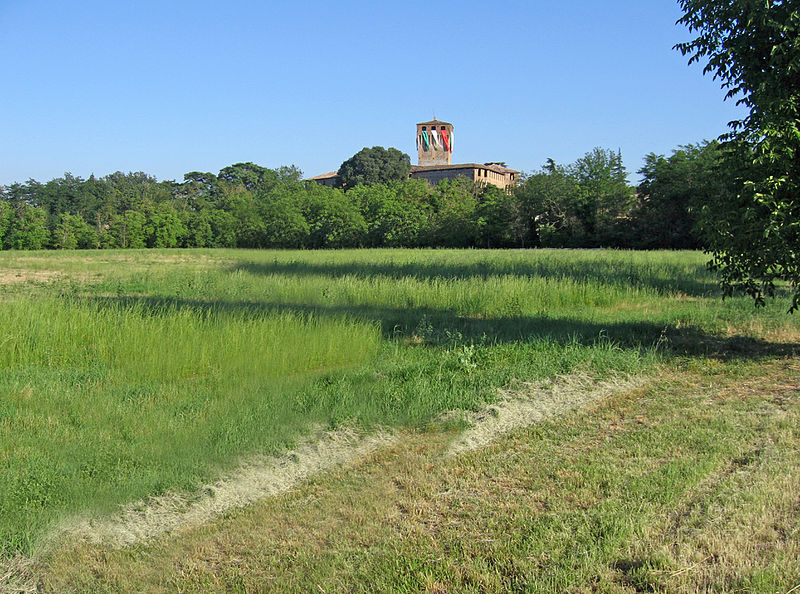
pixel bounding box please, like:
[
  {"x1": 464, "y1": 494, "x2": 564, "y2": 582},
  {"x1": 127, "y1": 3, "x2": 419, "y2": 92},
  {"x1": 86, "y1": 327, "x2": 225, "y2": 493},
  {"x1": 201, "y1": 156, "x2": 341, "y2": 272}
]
[
  {"x1": 476, "y1": 185, "x2": 526, "y2": 248},
  {"x1": 0, "y1": 200, "x2": 10, "y2": 249},
  {"x1": 53, "y1": 213, "x2": 98, "y2": 249},
  {"x1": 676, "y1": 0, "x2": 800, "y2": 310},
  {"x1": 218, "y1": 163, "x2": 278, "y2": 193},
  {"x1": 336, "y1": 147, "x2": 411, "y2": 189},
  {"x1": 634, "y1": 142, "x2": 723, "y2": 249},
  {"x1": 516, "y1": 165, "x2": 587, "y2": 248},
  {"x1": 255, "y1": 187, "x2": 309, "y2": 248},
  {"x1": 426, "y1": 178, "x2": 480, "y2": 248},
  {"x1": 110, "y1": 210, "x2": 147, "y2": 249},
  {"x1": 7, "y1": 205, "x2": 48, "y2": 250},
  {"x1": 146, "y1": 203, "x2": 185, "y2": 248},
  {"x1": 569, "y1": 148, "x2": 633, "y2": 246},
  {"x1": 304, "y1": 185, "x2": 367, "y2": 248},
  {"x1": 348, "y1": 182, "x2": 429, "y2": 247},
  {"x1": 179, "y1": 171, "x2": 219, "y2": 211}
]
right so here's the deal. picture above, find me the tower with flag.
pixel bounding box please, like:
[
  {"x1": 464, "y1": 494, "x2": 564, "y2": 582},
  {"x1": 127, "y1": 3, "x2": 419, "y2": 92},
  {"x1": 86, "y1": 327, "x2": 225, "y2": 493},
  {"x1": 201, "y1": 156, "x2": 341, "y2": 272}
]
[
  {"x1": 416, "y1": 119, "x2": 453, "y2": 166},
  {"x1": 307, "y1": 117, "x2": 518, "y2": 191}
]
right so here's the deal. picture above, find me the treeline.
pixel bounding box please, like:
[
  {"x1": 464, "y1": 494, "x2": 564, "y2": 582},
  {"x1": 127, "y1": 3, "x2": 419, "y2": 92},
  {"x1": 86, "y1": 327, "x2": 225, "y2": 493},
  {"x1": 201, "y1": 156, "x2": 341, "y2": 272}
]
[
  {"x1": 521, "y1": 143, "x2": 723, "y2": 249},
  {"x1": 0, "y1": 144, "x2": 722, "y2": 250}
]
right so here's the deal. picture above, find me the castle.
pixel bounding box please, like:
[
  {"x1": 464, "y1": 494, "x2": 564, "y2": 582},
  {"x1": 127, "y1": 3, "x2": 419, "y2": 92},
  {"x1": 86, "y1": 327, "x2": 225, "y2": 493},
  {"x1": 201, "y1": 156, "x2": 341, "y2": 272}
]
[{"x1": 307, "y1": 119, "x2": 519, "y2": 190}]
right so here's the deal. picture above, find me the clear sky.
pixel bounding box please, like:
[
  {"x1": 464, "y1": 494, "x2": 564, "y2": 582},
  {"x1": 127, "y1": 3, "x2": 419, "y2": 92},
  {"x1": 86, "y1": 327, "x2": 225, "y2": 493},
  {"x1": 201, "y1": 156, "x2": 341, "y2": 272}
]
[{"x1": 0, "y1": 0, "x2": 745, "y2": 186}]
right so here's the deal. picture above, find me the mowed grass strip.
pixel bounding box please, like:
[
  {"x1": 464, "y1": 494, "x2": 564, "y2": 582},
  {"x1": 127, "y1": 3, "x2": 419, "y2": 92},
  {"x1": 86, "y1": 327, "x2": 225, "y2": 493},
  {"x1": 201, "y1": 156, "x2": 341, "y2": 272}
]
[{"x1": 37, "y1": 358, "x2": 800, "y2": 593}]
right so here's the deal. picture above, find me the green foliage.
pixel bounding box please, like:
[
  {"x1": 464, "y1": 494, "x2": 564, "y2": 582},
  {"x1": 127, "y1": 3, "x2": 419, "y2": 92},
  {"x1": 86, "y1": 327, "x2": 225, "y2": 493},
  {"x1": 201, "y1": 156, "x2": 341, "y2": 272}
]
[
  {"x1": 0, "y1": 144, "x2": 764, "y2": 255},
  {"x1": 693, "y1": 142, "x2": 800, "y2": 309},
  {"x1": 427, "y1": 178, "x2": 480, "y2": 248},
  {"x1": 220, "y1": 184, "x2": 263, "y2": 248},
  {"x1": 255, "y1": 186, "x2": 309, "y2": 248},
  {"x1": 570, "y1": 148, "x2": 633, "y2": 246},
  {"x1": 146, "y1": 203, "x2": 185, "y2": 248},
  {"x1": 0, "y1": 200, "x2": 10, "y2": 249},
  {"x1": 676, "y1": 0, "x2": 800, "y2": 311},
  {"x1": 104, "y1": 171, "x2": 162, "y2": 214},
  {"x1": 183, "y1": 210, "x2": 212, "y2": 248},
  {"x1": 53, "y1": 213, "x2": 98, "y2": 249},
  {"x1": 515, "y1": 162, "x2": 591, "y2": 248},
  {"x1": 515, "y1": 149, "x2": 633, "y2": 248},
  {"x1": 178, "y1": 171, "x2": 221, "y2": 214},
  {"x1": 216, "y1": 163, "x2": 302, "y2": 197},
  {"x1": 32, "y1": 173, "x2": 100, "y2": 227},
  {"x1": 205, "y1": 209, "x2": 238, "y2": 248},
  {"x1": 304, "y1": 186, "x2": 367, "y2": 248},
  {"x1": 476, "y1": 184, "x2": 526, "y2": 248},
  {"x1": 95, "y1": 209, "x2": 117, "y2": 249},
  {"x1": 348, "y1": 181, "x2": 429, "y2": 247},
  {"x1": 109, "y1": 210, "x2": 147, "y2": 249},
  {"x1": 6, "y1": 205, "x2": 49, "y2": 250},
  {"x1": 634, "y1": 142, "x2": 723, "y2": 249},
  {"x1": 337, "y1": 146, "x2": 411, "y2": 189},
  {"x1": 217, "y1": 162, "x2": 278, "y2": 192}
]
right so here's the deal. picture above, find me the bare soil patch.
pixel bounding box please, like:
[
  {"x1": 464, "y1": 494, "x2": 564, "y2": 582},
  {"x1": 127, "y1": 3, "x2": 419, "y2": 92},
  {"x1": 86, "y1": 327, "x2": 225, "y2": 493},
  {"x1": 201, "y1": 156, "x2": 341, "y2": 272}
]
[{"x1": 0, "y1": 269, "x2": 61, "y2": 285}]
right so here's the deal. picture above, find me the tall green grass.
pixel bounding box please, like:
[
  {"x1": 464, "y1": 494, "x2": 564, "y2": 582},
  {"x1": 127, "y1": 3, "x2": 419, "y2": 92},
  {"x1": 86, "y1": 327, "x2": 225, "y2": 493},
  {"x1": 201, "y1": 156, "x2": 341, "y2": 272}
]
[
  {"x1": 0, "y1": 297, "x2": 379, "y2": 553},
  {"x1": 0, "y1": 248, "x2": 797, "y2": 555}
]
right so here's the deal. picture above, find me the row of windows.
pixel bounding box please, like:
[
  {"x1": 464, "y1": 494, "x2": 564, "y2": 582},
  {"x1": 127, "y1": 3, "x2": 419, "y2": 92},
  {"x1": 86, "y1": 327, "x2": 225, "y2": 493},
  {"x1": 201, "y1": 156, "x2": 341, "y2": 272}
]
[{"x1": 477, "y1": 168, "x2": 513, "y2": 178}]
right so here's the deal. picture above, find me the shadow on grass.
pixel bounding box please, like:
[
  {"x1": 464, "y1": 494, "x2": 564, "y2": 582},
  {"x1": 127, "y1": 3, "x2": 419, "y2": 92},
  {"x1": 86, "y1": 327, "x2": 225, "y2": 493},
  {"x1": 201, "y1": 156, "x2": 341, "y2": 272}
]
[
  {"x1": 83, "y1": 295, "x2": 800, "y2": 362},
  {"x1": 230, "y1": 258, "x2": 718, "y2": 297}
]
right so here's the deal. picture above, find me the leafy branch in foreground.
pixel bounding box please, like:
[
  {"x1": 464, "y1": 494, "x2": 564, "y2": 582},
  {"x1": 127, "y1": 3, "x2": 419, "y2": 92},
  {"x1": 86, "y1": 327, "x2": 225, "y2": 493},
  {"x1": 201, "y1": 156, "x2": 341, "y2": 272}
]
[{"x1": 676, "y1": 0, "x2": 800, "y2": 311}]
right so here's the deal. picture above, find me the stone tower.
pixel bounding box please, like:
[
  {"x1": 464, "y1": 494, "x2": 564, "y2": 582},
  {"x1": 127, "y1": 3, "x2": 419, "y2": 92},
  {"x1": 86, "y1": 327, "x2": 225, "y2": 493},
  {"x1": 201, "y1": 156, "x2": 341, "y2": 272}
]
[{"x1": 417, "y1": 119, "x2": 453, "y2": 166}]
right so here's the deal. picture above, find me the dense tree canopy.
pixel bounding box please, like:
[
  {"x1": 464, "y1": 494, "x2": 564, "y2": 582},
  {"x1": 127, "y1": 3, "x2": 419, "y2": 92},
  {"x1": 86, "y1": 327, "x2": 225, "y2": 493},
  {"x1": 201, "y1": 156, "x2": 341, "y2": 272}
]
[
  {"x1": 676, "y1": 0, "x2": 800, "y2": 311},
  {"x1": 634, "y1": 142, "x2": 723, "y2": 250},
  {"x1": 515, "y1": 148, "x2": 634, "y2": 248},
  {"x1": 0, "y1": 165, "x2": 548, "y2": 251},
  {"x1": 336, "y1": 146, "x2": 411, "y2": 189},
  {"x1": 571, "y1": 148, "x2": 632, "y2": 246}
]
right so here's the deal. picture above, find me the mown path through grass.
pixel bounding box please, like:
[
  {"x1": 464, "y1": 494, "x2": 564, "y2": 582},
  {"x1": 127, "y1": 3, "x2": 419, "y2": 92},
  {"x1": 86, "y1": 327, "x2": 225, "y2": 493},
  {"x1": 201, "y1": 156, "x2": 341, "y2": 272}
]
[{"x1": 36, "y1": 371, "x2": 645, "y2": 553}]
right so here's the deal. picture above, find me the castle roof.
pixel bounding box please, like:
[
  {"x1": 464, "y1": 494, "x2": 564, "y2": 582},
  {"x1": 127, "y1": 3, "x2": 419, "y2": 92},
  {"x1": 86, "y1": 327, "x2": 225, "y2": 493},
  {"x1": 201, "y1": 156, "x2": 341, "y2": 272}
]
[
  {"x1": 305, "y1": 170, "x2": 339, "y2": 180},
  {"x1": 417, "y1": 119, "x2": 453, "y2": 127},
  {"x1": 411, "y1": 163, "x2": 518, "y2": 174}
]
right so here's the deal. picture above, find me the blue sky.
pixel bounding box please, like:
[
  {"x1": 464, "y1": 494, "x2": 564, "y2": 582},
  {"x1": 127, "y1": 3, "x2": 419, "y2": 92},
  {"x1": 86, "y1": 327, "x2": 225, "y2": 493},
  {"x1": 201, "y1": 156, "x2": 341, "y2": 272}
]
[{"x1": 0, "y1": 0, "x2": 745, "y2": 185}]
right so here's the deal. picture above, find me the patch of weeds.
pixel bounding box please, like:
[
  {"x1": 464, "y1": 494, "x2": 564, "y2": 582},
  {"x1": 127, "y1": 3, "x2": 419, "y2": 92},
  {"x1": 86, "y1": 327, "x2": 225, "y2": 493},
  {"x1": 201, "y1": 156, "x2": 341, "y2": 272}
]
[{"x1": 457, "y1": 344, "x2": 479, "y2": 373}]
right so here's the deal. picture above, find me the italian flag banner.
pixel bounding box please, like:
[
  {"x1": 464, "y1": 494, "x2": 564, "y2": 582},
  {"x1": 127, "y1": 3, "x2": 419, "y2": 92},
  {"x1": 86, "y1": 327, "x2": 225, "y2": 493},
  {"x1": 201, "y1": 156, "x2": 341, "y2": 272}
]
[{"x1": 441, "y1": 129, "x2": 450, "y2": 152}]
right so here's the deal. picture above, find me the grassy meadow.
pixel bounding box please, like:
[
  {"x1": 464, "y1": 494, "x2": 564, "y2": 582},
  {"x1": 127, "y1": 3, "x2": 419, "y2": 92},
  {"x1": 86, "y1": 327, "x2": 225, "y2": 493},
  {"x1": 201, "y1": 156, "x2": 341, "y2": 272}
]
[{"x1": 0, "y1": 248, "x2": 798, "y2": 572}]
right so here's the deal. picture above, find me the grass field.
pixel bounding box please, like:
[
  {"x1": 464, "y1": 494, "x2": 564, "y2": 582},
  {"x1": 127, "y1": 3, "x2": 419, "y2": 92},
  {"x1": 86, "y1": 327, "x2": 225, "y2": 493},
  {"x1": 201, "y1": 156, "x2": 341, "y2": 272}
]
[
  {"x1": 40, "y1": 359, "x2": 799, "y2": 593},
  {"x1": 1, "y1": 248, "x2": 798, "y2": 591}
]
